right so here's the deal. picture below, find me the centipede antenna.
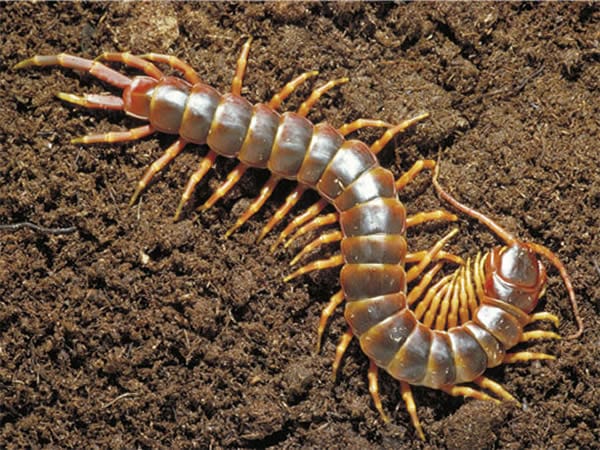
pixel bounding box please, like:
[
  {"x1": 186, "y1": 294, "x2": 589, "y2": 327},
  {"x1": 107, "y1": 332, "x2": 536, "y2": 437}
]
[
  {"x1": 528, "y1": 242, "x2": 583, "y2": 340},
  {"x1": 432, "y1": 164, "x2": 518, "y2": 246}
]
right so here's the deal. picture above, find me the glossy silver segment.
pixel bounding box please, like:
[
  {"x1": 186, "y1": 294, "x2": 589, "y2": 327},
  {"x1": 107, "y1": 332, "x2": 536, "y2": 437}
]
[
  {"x1": 344, "y1": 293, "x2": 405, "y2": 336},
  {"x1": 207, "y1": 93, "x2": 253, "y2": 157},
  {"x1": 268, "y1": 113, "x2": 314, "y2": 178},
  {"x1": 499, "y1": 245, "x2": 539, "y2": 287},
  {"x1": 387, "y1": 323, "x2": 432, "y2": 383},
  {"x1": 464, "y1": 322, "x2": 505, "y2": 368},
  {"x1": 333, "y1": 166, "x2": 396, "y2": 211},
  {"x1": 490, "y1": 271, "x2": 537, "y2": 313},
  {"x1": 340, "y1": 264, "x2": 406, "y2": 301},
  {"x1": 474, "y1": 304, "x2": 523, "y2": 348},
  {"x1": 317, "y1": 140, "x2": 378, "y2": 201},
  {"x1": 179, "y1": 83, "x2": 221, "y2": 144},
  {"x1": 238, "y1": 104, "x2": 280, "y2": 168},
  {"x1": 448, "y1": 328, "x2": 487, "y2": 383},
  {"x1": 339, "y1": 197, "x2": 406, "y2": 237},
  {"x1": 360, "y1": 309, "x2": 416, "y2": 368},
  {"x1": 420, "y1": 331, "x2": 456, "y2": 388},
  {"x1": 297, "y1": 123, "x2": 344, "y2": 187},
  {"x1": 341, "y1": 234, "x2": 406, "y2": 265},
  {"x1": 150, "y1": 77, "x2": 191, "y2": 133}
]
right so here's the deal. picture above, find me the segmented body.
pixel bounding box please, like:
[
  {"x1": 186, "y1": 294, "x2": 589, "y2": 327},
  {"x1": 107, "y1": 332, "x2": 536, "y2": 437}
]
[{"x1": 15, "y1": 41, "x2": 582, "y2": 440}]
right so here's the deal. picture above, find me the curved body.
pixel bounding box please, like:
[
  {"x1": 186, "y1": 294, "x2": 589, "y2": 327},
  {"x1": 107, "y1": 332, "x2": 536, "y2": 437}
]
[{"x1": 15, "y1": 43, "x2": 581, "y2": 440}]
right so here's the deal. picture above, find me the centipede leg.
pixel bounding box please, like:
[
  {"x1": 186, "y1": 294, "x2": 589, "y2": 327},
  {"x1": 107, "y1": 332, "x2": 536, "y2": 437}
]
[
  {"x1": 406, "y1": 228, "x2": 459, "y2": 283},
  {"x1": 271, "y1": 199, "x2": 328, "y2": 252},
  {"x1": 174, "y1": 151, "x2": 218, "y2": 221},
  {"x1": 70, "y1": 124, "x2": 155, "y2": 145},
  {"x1": 394, "y1": 159, "x2": 436, "y2": 191},
  {"x1": 316, "y1": 289, "x2": 344, "y2": 352},
  {"x1": 225, "y1": 174, "x2": 281, "y2": 238},
  {"x1": 368, "y1": 360, "x2": 390, "y2": 423},
  {"x1": 520, "y1": 330, "x2": 561, "y2": 341},
  {"x1": 284, "y1": 212, "x2": 339, "y2": 249},
  {"x1": 268, "y1": 71, "x2": 319, "y2": 110},
  {"x1": 137, "y1": 53, "x2": 201, "y2": 84},
  {"x1": 369, "y1": 113, "x2": 429, "y2": 155},
  {"x1": 503, "y1": 352, "x2": 556, "y2": 363},
  {"x1": 338, "y1": 119, "x2": 392, "y2": 136},
  {"x1": 297, "y1": 77, "x2": 349, "y2": 117},
  {"x1": 14, "y1": 54, "x2": 132, "y2": 89},
  {"x1": 473, "y1": 376, "x2": 519, "y2": 403},
  {"x1": 95, "y1": 52, "x2": 163, "y2": 79},
  {"x1": 406, "y1": 262, "x2": 444, "y2": 306},
  {"x1": 130, "y1": 138, "x2": 188, "y2": 205},
  {"x1": 400, "y1": 382, "x2": 425, "y2": 441},
  {"x1": 231, "y1": 37, "x2": 252, "y2": 96},
  {"x1": 406, "y1": 250, "x2": 464, "y2": 266},
  {"x1": 290, "y1": 230, "x2": 343, "y2": 266},
  {"x1": 55, "y1": 92, "x2": 124, "y2": 112},
  {"x1": 283, "y1": 254, "x2": 344, "y2": 282},
  {"x1": 406, "y1": 210, "x2": 458, "y2": 228},
  {"x1": 332, "y1": 328, "x2": 353, "y2": 382},
  {"x1": 197, "y1": 162, "x2": 249, "y2": 212},
  {"x1": 258, "y1": 185, "x2": 307, "y2": 243},
  {"x1": 528, "y1": 311, "x2": 560, "y2": 328},
  {"x1": 439, "y1": 384, "x2": 499, "y2": 404}
]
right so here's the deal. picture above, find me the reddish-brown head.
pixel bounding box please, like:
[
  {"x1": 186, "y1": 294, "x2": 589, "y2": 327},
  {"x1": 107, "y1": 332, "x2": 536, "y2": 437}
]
[
  {"x1": 485, "y1": 244, "x2": 547, "y2": 314},
  {"x1": 122, "y1": 76, "x2": 157, "y2": 120}
]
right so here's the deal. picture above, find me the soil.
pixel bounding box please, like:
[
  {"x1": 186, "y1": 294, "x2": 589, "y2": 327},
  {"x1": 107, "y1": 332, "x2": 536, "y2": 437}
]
[{"x1": 1, "y1": 3, "x2": 599, "y2": 449}]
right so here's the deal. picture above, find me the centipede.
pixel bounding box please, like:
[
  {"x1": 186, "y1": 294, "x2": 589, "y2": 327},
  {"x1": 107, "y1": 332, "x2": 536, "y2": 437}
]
[{"x1": 14, "y1": 38, "x2": 584, "y2": 440}]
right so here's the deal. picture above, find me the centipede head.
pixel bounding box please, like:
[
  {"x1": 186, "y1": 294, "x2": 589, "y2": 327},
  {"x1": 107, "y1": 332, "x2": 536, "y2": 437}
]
[{"x1": 486, "y1": 243, "x2": 547, "y2": 314}]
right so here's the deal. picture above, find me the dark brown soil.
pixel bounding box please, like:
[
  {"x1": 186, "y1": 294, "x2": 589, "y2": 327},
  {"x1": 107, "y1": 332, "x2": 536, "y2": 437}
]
[{"x1": 1, "y1": 3, "x2": 598, "y2": 449}]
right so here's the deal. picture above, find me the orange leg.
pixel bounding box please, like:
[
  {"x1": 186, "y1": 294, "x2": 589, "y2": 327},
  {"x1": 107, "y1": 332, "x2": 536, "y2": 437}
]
[
  {"x1": 419, "y1": 279, "x2": 451, "y2": 327},
  {"x1": 15, "y1": 54, "x2": 132, "y2": 89},
  {"x1": 406, "y1": 228, "x2": 459, "y2": 283},
  {"x1": 197, "y1": 162, "x2": 249, "y2": 212},
  {"x1": 395, "y1": 159, "x2": 436, "y2": 191},
  {"x1": 406, "y1": 210, "x2": 458, "y2": 228},
  {"x1": 369, "y1": 113, "x2": 429, "y2": 155},
  {"x1": 70, "y1": 124, "x2": 155, "y2": 145},
  {"x1": 96, "y1": 52, "x2": 163, "y2": 80},
  {"x1": 283, "y1": 254, "x2": 344, "y2": 282},
  {"x1": 137, "y1": 53, "x2": 201, "y2": 84},
  {"x1": 338, "y1": 119, "x2": 392, "y2": 137},
  {"x1": 173, "y1": 151, "x2": 218, "y2": 221},
  {"x1": 271, "y1": 199, "x2": 328, "y2": 252},
  {"x1": 284, "y1": 212, "x2": 339, "y2": 249},
  {"x1": 290, "y1": 230, "x2": 343, "y2": 266},
  {"x1": 368, "y1": 360, "x2": 390, "y2": 423},
  {"x1": 55, "y1": 92, "x2": 124, "y2": 112},
  {"x1": 316, "y1": 289, "x2": 344, "y2": 352},
  {"x1": 434, "y1": 272, "x2": 457, "y2": 330},
  {"x1": 473, "y1": 376, "x2": 518, "y2": 403},
  {"x1": 297, "y1": 77, "x2": 349, "y2": 117},
  {"x1": 224, "y1": 174, "x2": 281, "y2": 238},
  {"x1": 258, "y1": 185, "x2": 307, "y2": 243},
  {"x1": 503, "y1": 352, "x2": 556, "y2": 363},
  {"x1": 528, "y1": 311, "x2": 560, "y2": 328},
  {"x1": 400, "y1": 382, "x2": 426, "y2": 441},
  {"x1": 268, "y1": 70, "x2": 319, "y2": 110},
  {"x1": 521, "y1": 330, "x2": 562, "y2": 342},
  {"x1": 440, "y1": 384, "x2": 499, "y2": 404},
  {"x1": 406, "y1": 262, "x2": 444, "y2": 306},
  {"x1": 231, "y1": 37, "x2": 252, "y2": 96},
  {"x1": 130, "y1": 138, "x2": 188, "y2": 205},
  {"x1": 405, "y1": 250, "x2": 464, "y2": 266},
  {"x1": 332, "y1": 328, "x2": 353, "y2": 381}
]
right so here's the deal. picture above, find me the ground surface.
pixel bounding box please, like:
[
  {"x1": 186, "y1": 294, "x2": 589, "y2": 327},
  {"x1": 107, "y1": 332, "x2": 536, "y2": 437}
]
[{"x1": 1, "y1": 3, "x2": 599, "y2": 449}]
